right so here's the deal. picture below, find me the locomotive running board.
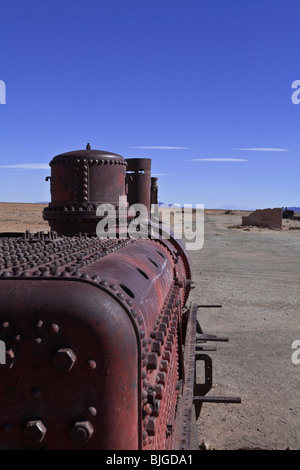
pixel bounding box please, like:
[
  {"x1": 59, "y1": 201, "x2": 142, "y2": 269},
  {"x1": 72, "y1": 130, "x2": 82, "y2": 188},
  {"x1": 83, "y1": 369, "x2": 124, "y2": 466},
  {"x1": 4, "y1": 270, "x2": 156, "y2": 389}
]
[
  {"x1": 173, "y1": 302, "x2": 199, "y2": 450},
  {"x1": 173, "y1": 302, "x2": 241, "y2": 450}
]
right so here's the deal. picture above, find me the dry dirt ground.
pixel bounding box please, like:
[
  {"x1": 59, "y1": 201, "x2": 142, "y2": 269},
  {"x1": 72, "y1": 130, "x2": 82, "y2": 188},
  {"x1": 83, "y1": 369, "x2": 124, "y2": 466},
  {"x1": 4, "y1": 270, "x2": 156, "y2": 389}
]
[
  {"x1": 0, "y1": 202, "x2": 50, "y2": 233},
  {"x1": 188, "y1": 210, "x2": 300, "y2": 450},
  {"x1": 0, "y1": 203, "x2": 299, "y2": 450}
]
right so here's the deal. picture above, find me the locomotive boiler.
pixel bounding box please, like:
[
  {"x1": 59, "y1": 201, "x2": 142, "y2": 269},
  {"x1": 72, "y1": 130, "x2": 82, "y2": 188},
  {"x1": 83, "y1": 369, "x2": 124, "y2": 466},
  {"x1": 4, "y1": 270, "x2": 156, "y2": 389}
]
[{"x1": 0, "y1": 145, "x2": 240, "y2": 450}]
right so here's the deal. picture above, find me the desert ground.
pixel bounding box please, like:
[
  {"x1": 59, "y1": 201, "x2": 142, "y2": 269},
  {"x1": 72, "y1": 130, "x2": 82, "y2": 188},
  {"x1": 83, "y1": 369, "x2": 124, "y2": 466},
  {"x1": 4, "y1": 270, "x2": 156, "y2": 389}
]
[
  {"x1": 0, "y1": 203, "x2": 299, "y2": 450},
  {"x1": 189, "y1": 209, "x2": 300, "y2": 450}
]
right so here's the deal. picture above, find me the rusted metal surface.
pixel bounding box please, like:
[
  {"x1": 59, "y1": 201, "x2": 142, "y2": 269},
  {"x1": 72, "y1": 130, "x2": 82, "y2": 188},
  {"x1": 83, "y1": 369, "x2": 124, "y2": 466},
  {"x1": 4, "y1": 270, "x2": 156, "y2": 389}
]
[
  {"x1": 173, "y1": 302, "x2": 198, "y2": 450},
  {"x1": 43, "y1": 145, "x2": 127, "y2": 236},
  {"x1": 0, "y1": 243, "x2": 141, "y2": 449},
  {"x1": 126, "y1": 158, "x2": 151, "y2": 213},
  {"x1": 151, "y1": 177, "x2": 158, "y2": 205},
  {"x1": 0, "y1": 231, "x2": 192, "y2": 449},
  {"x1": 173, "y1": 303, "x2": 242, "y2": 449},
  {"x1": 0, "y1": 145, "x2": 241, "y2": 450}
]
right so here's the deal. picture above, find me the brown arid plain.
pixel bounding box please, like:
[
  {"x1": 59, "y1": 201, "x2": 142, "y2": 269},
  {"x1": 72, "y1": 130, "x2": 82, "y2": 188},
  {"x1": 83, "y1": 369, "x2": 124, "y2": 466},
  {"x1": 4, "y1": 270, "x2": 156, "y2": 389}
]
[{"x1": 0, "y1": 202, "x2": 299, "y2": 450}]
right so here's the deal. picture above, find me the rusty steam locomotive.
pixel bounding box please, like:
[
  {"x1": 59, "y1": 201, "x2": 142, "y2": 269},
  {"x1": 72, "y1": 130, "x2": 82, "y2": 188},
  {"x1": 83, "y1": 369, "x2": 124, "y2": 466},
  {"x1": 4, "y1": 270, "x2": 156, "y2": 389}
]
[{"x1": 0, "y1": 145, "x2": 240, "y2": 450}]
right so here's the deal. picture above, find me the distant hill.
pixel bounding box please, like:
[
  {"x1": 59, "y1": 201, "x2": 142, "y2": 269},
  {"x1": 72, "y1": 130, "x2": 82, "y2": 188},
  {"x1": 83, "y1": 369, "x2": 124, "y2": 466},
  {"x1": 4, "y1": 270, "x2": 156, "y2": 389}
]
[
  {"x1": 158, "y1": 202, "x2": 171, "y2": 207},
  {"x1": 218, "y1": 204, "x2": 255, "y2": 211},
  {"x1": 158, "y1": 202, "x2": 256, "y2": 210},
  {"x1": 286, "y1": 206, "x2": 300, "y2": 212},
  {"x1": 158, "y1": 202, "x2": 183, "y2": 208}
]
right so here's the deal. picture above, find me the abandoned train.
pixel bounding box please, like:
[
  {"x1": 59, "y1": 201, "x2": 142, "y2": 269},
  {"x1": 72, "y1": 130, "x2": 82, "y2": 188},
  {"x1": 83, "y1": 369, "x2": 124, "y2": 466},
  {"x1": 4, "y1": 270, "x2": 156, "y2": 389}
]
[{"x1": 0, "y1": 145, "x2": 238, "y2": 450}]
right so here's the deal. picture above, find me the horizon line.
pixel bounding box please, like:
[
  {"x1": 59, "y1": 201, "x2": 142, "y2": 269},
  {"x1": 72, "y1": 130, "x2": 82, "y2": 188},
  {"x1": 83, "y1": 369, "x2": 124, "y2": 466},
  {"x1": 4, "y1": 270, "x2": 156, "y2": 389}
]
[
  {"x1": 232, "y1": 147, "x2": 289, "y2": 152},
  {"x1": 128, "y1": 146, "x2": 191, "y2": 149},
  {"x1": 187, "y1": 158, "x2": 248, "y2": 162}
]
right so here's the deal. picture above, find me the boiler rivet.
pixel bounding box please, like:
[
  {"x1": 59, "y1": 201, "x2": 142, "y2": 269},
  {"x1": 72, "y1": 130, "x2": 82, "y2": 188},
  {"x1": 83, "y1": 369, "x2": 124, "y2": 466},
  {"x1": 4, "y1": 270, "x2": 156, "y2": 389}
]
[
  {"x1": 87, "y1": 406, "x2": 97, "y2": 417},
  {"x1": 144, "y1": 403, "x2": 153, "y2": 415},
  {"x1": 50, "y1": 323, "x2": 59, "y2": 333},
  {"x1": 87, "y1": 359, "x2": 97, "y2": 370}
]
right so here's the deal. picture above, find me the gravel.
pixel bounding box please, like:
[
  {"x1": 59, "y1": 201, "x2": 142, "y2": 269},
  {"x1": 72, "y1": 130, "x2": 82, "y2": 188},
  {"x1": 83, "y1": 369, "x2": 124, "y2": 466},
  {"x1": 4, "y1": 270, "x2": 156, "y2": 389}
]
[{"x1": 188, "y1": 211, "x2": 300, "y2": 450}]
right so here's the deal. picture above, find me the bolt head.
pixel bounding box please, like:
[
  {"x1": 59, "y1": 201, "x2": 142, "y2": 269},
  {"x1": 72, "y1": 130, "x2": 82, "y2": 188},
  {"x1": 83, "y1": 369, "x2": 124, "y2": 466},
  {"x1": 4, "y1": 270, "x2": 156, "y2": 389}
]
[
  {"x1": 146, "y1": 353, "x2": 158, "y2": 371},
  {"x1": 71, "y1": 421, "x2": 94, "y2": 443},
  {"x1": 53, "y1": 348, "x2": 77, "y2": 372},
  {"x1": 146, "y1": 417, "x2": 156, "y2": 436},
  {"x1": 24, "y1": 420, "x2": 47, "y2": 443}
]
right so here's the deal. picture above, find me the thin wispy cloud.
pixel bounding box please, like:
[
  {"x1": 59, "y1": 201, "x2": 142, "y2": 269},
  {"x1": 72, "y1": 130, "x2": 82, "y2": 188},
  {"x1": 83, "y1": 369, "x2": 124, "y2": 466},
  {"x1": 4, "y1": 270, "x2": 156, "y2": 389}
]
[
  {"x1": 0, "y1": 163, "x2": 49, "y2": 170},
  {"x1": 0, "y1": 163, "x2": 172, "y2": 175},
  {"x1": 187, "y1": 158, "x2": 248, "y2": 162},
  {"x1": 232, "y1": 148, "x2": 289, "y2": 152},
  {"x1": 129, "y1": 146, "x2": 191, "y2": 149}
]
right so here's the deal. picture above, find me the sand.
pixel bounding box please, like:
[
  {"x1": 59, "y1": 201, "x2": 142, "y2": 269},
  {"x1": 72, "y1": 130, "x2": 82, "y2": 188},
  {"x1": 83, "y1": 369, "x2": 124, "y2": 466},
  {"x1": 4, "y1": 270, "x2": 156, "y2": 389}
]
[
  {"x1": 189, "y1": 210, "x2": 300, "y2": 450},
  {"x1": 0, "y1": 203, "x2": 299, "y2": 450}
]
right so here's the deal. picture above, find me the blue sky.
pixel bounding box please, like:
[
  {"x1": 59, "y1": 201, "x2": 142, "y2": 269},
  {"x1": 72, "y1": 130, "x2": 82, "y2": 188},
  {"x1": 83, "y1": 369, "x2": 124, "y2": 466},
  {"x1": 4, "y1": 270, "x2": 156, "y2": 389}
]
[{"x1": 0, "y1": 0, "x2": 299, "y2": 209}]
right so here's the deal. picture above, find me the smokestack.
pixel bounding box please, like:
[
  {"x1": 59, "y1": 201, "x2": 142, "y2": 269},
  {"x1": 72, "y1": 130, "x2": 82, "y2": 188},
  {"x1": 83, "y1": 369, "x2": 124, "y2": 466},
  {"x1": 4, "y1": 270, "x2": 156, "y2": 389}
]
[
  {"x1": 151, "y1": 177, "x2": 158, "y2": 205},
  {"x1": 125, "y1": 158, "x2": 152, "y2": 214}
]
